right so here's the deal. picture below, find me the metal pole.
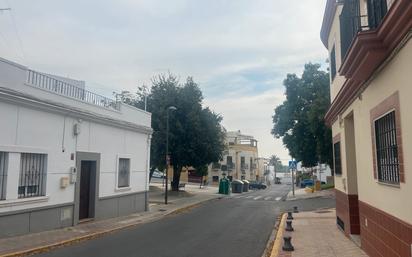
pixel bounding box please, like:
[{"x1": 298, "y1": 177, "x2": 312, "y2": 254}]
[
  {"x1": 165, "y1": 110, "x2": 169, "y2": 205},
  {"x1": 292, "y1": 159, "x2": 295, "y2": 197}
]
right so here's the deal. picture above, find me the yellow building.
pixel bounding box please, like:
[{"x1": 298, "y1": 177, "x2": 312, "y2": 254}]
[
  {"x1": 209, "y1": 131, "x2": 259, "y2": 184},
  {"x1": 321, "y1": 0, "x2": 412, "y2": 256}
]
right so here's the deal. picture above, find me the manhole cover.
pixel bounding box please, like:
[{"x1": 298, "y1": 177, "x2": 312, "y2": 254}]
[{"x1": 314, "y1": 210, "x2": 332, "y2": 213}]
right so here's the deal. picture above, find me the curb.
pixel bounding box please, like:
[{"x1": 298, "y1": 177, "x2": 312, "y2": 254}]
[
  {"x1": 269, "y1": 213, "x2": 287, "y2": 257},
  {"x1": 0, "y1": 198, "x2": 217, "y2": 257},
  {"x1": 261, "y1": 212, "x2": 284, "y2": 257}
]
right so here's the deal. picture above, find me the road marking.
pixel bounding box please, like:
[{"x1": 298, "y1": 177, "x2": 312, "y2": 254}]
[
  {"x1": 264, "y1": 197, "x2": 272, "y2": 201},
  {"x1": 253, "y1": 196, "x2": 263, "y2": 200},
  {"x1": 246, "y1": 196, "x2": 254, "y2": 199},
  {"x1": 275, "y1": 197, "x2": 281, "y2": 201}
]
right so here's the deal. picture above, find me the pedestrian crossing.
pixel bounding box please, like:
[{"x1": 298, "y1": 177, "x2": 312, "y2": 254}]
[{"x1": 232, "y1": 194, "x2": 284, "y2": 201}]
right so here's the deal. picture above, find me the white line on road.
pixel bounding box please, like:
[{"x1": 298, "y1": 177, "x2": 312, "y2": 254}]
[
  {"x1": 246, "y1": 196, "x2": 254, "y2": 199},
  {"x1": 253, "y1": 196, "x2": 263, "y2": 200},
  {"x1": 275, "y1": 197, "x2": 282, "y2": 201},
  {"x1": 264, "y1": 197, "x2": 272, "y2": 201}
]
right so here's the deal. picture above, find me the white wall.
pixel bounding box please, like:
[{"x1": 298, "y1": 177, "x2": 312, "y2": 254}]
[{"x1": 0, "y1": 57, "x2": 152, "y2": 213}]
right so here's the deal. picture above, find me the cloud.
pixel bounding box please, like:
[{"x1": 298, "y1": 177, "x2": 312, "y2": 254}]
[{"x1": 0, "y1": 0, "x2": 328, "y2": 159}]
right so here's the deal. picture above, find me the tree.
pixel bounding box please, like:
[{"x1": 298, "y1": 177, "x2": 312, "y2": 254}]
[
  {"x1": 117, "y1": 73, "x2": 226, "y2": 191},
  {"x1": 271, "y1": 63, "x2": 332, "y2": 167},
  {"x1": 269, "y1": 155, "x2": 286, "y2": 173}
]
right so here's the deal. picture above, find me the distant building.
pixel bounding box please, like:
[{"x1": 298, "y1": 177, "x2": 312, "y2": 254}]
[
  {"x1": 321, "y1": 0, "x2": 412, "y2": 255},
  {"x1": 209, "y1": 131, "x2": 259, "y2": 183},
  {"x1": 0, "y1": 58, "x2": 152, "y2": 238}
]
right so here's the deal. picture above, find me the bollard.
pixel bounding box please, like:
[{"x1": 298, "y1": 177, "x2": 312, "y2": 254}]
[
  {"x1": 287, "y1": 211, "x2": 294, "y2": 220},
  {"x1": 282, "y1": 236, "x2": 294, "y2": 251},
  {"x1": 285, "y1": 220, "x2": 294, "y2": 231},
  {"x1": 293, "y1": 206, "x2": 299, "y2": 213}
]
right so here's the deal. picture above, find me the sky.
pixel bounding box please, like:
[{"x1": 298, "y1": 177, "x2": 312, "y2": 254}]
[{"x1": 0, "y1": 0, "x2": 328, "y2": 163}]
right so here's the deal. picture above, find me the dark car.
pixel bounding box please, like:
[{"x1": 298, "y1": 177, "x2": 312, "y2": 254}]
[
  {"x1": 300, "y1": 179, "x2": 314, "y2": 188},
  {"x1": 249, "y1": 181, "x2": 267, "y2": 190}
]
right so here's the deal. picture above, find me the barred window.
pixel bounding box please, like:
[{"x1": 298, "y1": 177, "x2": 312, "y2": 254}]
[
  {"x1": 19, "y1": 153, "x2": 47, "y2": 198},
  {"x1": 118, "y1": 158, "x2": 130, "y2": 188},
  {"x1": 333, "y1": 142, "x2": 342, "y2": 175},
  {"x1": 375, "y1": 111, "x2": 399, "y2": 184},
  {"x1": 0, "y1": 152, "x2": 8, "y2": 200}
]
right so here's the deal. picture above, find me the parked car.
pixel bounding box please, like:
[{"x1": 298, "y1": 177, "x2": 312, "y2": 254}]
[
  {"x1": 152, "y1": 171, "x2": 165, "y2": 179},
  {"x1": 300, "y1": 179, "x2": 314, "y2": 188},
  {"x1": 249, "y1": 181, "x2": 267, "y2": 190}
]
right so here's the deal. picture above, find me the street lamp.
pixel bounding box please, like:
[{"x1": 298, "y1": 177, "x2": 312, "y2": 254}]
[{"x1": 165, "y1": 106, "x2": 177, "y2": 204}]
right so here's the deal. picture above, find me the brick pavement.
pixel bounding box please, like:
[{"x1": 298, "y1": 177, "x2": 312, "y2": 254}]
[{"x1": 276, "y1": 209, "x2": 367, "y2": 257}]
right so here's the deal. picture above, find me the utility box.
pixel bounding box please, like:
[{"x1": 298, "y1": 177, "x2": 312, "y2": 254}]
[
  {"x1": 231, "y1": 179, "x2": 244, "y2": 193},
  {"x1": 315, "y1": 180, "x2": 321, "y2": 191}
]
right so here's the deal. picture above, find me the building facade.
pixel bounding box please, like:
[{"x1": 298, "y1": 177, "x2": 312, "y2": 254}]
[
  {"x1": 0, "y1": 58, "x2": 152, "y2": 238},
  {"x1": 321, "y1": 0, "x2": 412, "y2": 256},
  {"x1": 209, "y1": 131, "x2": 259, "y2": 183}
]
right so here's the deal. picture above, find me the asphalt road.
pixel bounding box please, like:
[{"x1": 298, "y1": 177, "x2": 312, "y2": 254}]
[{"x1": 35, "y1": 185, "x2": 334, "y2": 257}]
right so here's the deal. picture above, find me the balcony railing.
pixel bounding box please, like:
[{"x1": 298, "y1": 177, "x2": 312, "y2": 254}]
[
  {"x1": 340, "y1": 0, "x2": 388, "y2": 59},
  {"x1": 227, "y1": 163, "x2": 235, "y2": 171},
  {"x1": 27, "y1": 70, "x2": 120, "y2": 111},
  {"x1": 212, "y1": 163, "x2": 221, "y2": 170},
  {"x1": 241, "y1": 163, "x2": 249, "y2": 171}
]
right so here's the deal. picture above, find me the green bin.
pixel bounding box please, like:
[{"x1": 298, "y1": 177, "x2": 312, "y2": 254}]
[{"x1": 219, "y1": 177, "x2": 231, "y2": 195}]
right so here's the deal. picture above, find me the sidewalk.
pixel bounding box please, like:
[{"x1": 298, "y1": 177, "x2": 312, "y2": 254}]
[
  {"x1": 286, "y1": 188, "x2": 335, "y2": 201},
  {"x1": 0, "y1": 184, "x2": 221, "y2": 257},
  {"x1": 272, "y1": 209, "x2": 367, "y2": 257}
]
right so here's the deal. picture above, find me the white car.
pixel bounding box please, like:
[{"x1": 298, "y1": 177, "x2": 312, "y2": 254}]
[{"x1": 152, "y1": 171, "x2": 165, "y2": 179}]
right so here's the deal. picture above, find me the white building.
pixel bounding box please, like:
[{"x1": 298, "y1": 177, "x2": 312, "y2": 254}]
[{"x1": 0, "y1": 58, "x2": 152, "y2": 238}]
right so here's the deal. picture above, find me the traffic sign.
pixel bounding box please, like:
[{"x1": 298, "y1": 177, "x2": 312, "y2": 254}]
[{"x1": 289, "y1": 160, "x2": 297, "y2": 170}]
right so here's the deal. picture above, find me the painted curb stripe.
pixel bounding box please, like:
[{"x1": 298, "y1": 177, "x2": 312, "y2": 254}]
[{"x1": 270, "y1": 213, "x2": 287, "y2": 257}]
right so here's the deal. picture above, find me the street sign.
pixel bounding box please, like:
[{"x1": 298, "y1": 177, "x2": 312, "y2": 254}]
[{"x1": 288, "y1": 160, "x2": 297, "y2": 170}]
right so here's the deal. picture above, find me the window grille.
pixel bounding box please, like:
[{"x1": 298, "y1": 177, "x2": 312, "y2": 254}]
[
  {"x1": 0, "y1": 152, "x2": 8, "y2": 200},
  {"x1": 118, "y1": 158, "x2": 130, "y2": 188},
  {"x1": 333, "y1": 142, "x2": 342, "y2": 175},
  {"x1": 19, "y1": 153, "x2": 47, "y2": 198},
  {"x1": 375, "y1": 111, "x2": 399, "y2": 184}
]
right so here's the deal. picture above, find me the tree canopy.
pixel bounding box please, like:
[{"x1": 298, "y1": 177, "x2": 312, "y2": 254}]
[
  {"x1": 117, "y1": 73, "x2": 225, "y2": 190},
  {"x1": 271, "y1": 63, "x2": 332, "y2": 168}
]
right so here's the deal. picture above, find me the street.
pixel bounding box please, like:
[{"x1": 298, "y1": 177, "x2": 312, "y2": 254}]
[{"x1": 34, "y1": 185, "x2": 335, "y2": 257}]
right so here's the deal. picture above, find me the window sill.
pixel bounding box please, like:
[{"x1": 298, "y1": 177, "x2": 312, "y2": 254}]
[
  {"x1": 115, "y1": 187, "x2": 131, "y2": 192},
  {"x1": 0, "y1": 196, "x2": 49, "y2": 208},
  {"x1": 376, "y1": 181, "x2": 400, "y2": 188}
]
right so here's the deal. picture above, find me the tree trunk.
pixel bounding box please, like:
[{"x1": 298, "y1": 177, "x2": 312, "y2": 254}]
[{"x1": 171, "y1": 165, "x2": 181, "y2": 191}]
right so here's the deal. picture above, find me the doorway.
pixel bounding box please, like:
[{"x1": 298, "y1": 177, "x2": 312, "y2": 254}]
[{"x1": 79, "y1": 161, "x2": 96, "y2": 220}]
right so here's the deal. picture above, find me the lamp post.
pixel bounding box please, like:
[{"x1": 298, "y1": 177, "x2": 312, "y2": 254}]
[{"x1": 165, "y1": 106, "x2": 177, "y2": 204}]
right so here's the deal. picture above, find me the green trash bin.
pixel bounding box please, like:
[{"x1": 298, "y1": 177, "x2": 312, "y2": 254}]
[{"x1": 219, "y1": 177, "x2": 230, "y2": 195}]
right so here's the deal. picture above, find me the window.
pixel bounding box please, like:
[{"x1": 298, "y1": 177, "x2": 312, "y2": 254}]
[
  {"x1": 0, "y1": 152, "x2": 8, "y2": 200},
  {"x1": 330, "y1": 45, "x2": 337, "y2": 81},
  {"x1": 118, "y1": 158, "x2": 130, "y2": 188},
  {"x1": 19, "y1": 153, "x2": 47, "y2": 198},
  {"x1": 333, "y1": 142, "x2": 342, "y2": 175},
  {"x1": 374, "y1": 111, "x2": 399, "y2": 184},
  {"x1": 212, "y1": 176, "x2": 219, "y2": 182}
]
